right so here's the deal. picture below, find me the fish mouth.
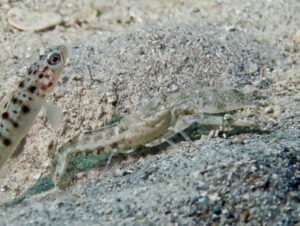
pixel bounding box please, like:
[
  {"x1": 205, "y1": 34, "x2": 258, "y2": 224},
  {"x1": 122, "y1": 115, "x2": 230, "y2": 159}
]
[{"x1": 57, "y1": 45, "x2": 68, "y2": 64}]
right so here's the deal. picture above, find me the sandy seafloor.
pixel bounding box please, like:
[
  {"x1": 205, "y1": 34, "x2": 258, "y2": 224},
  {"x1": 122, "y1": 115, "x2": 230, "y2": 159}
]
[{"x1": 0, "y1": 0, "x2": 299, "y2": 225}]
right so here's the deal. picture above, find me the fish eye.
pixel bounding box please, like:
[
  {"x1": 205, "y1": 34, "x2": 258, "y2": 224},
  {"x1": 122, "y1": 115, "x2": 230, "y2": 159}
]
[{"x1": 47, "y1": 52, "x2": 61, "y2": 65}]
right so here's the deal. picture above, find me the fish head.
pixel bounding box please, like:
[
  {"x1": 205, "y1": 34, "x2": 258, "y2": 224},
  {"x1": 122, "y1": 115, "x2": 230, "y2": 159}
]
[
  {"x1": 40, "y1": 45, "x2": 67, "y2": 94},
  {"x1": 25, "y1": 45, "x2": 68, "y2": 97}
]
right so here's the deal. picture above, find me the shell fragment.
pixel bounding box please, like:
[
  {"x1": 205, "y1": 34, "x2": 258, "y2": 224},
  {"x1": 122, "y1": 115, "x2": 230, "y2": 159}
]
[{"x1": 8, "y1": 7, "x2": 62, "y2": 31}]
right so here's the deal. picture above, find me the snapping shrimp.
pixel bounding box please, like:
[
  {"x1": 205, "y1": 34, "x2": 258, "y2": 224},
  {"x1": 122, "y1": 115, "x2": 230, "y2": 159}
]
[{"x1": 53, "y1": 88, "x2": 258, "y2": 186}]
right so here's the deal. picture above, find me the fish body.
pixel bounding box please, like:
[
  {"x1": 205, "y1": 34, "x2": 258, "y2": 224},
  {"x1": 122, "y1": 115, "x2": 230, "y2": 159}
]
[{"x1": 0, "y1": 45, "x2": 68, "y2": 169}]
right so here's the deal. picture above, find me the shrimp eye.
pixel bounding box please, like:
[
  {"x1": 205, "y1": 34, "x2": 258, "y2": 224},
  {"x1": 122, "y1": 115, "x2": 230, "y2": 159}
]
[{"x1": 47, "y1": 52, "x2": 61, "y2": 65}]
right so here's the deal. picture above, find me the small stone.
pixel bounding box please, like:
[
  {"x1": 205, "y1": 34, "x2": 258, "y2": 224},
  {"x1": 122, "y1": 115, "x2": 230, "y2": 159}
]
[
  {"x1": 190, "y1": 196, "x2": 199, "y2": 205},
  {"x1": 265, "y1": 106, "x2": 274, "y2": 114},
  {"x1": 171, "y1": 84, "x2": 179, "y2": 92},
  {"x1": 284, "y1": 44, "x2": 292, "y2": 52},
  {"x1": 196, "y1": 198, "x2": 208, "y2": 211},
  {"x1": 32, "y1": 173, "x2": 41, "y2": 180},
  {"x1": 223, "y1": 209, "x2": 234, "y2": 219},
  {"x1": 42, "y1": 160, "x2": 52, "y2": 168},
  {"x1": 292, "y1": 30, "x2": 300, "y2": 44},
  {"x1": 54, "y1": 90, "x2": 64, "y2": 98},
  {"x1": 213, "y1": 208, "x2": 222, "y2": 215},
  {"x1": 208, "y1": 193, "x2": 221, "y2": 201},
  {"x1": 212, "y1": 214, "x2": 221, "y2": 221},
  {"x1": 196, "y1": 181, "x2": 209, "y2": 190},
  {"x1": 191, "y1": 171, "x2": 201, "y2": 179},
  {"x1": 246, "y1": 62, "x2": 258, "y2": 73},
  {"x1": 105, "y1": 91, "x2": 118, "y2": 104},
  {"x1": 240, "y1": 209, "x2": 250, "y2": 222},
  {"x1": 71, "y1": 75, "x2": 83, "y2": 81},
  {"x1": 224, "y1": 114, "x2": 234, "y2": 122},
  {"x1": 250, "y1": 165, "x2": 258, "y2": 172},
  {"x1": 272, "y1": 173, "x2": 279, "y2": 180}
]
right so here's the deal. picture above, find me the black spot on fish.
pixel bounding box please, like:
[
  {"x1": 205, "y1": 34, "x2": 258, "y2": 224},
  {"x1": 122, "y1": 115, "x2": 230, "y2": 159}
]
[
  {"x1": 4, "y1": 102, "x2": 8, "y2": 108},
  {"x1": 2, "y1": 112, "x2": 9, "y2": 119},
  {"x1": 23, "y1": 94, "x2": 26, "y2": 98},
  {"x1": 39, "y1": 74, "x2": 43, "y2": 79},
  {"x1": 12, "y1": 97, "x2": 18, "y2": 104},
  {"x1": 42, "y1": 66, "x2": 48, "y2": 72},
  {"x1": 22, "y1": 105, "x2": 30, "y2": 114},
  {"x1": 12, "y1": 122, "x2": 18, "y2": 128},
  {"x1": 3, "y1": 138, "x2": 11, "y2": 146},
  {"x1": 111, "y1": 142, "x2": 118, "y2": 148},
  {"x1": 18, "y1": 81, "x2": 24, "y2": 88},
  {"x1": 13, "y1": 110, "x2": 17, "y2": 114},
  {"x1": 29, "y1": 97, "x2": 33, "y2": 101},
  {"x1": 28, "y1": 86, "x2": 36, "y2": 93},
  {"x1": 28, "y1": 67, "x2": 32, "y2": 75}
]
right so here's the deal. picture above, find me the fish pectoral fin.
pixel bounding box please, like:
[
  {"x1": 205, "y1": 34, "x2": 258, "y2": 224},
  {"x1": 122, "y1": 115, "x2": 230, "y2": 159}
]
[
  {"x1": 0, "y1": 91, "x2": 13, "y2": 110},
  {"x1": 44, "y1": 102, "x2": 64, "y2": 130},
  {"x1": 11, "y1": 137, "x2": 27, "y2": 158}
]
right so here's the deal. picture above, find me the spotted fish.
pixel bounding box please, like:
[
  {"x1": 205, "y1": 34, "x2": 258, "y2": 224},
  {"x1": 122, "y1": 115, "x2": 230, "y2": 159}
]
[{"x1": 0, "y1": 45, "x2": 68, "y2": 170}]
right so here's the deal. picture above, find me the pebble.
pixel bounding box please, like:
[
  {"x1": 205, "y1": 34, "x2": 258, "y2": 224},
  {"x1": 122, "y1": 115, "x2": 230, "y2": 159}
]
[
  {"x1": 245, "y1": 62, "x2": 258, "y2": 73},
  {"x1": 171, "y1": 84, "x2": 179, "y2": 92},
  {"x1": 292, "y1": 30, "x2": 300, "y2": 44},
  {"x1": 240, "y1": 209, "x2": 250, "y2": 222},
  {"x1": 8, "y1": 7, "x2": 62, "y2": 31},
  {"x1": 105, "y1": 91, "x2": 118, "y2": 104},
  {"x1": 196, "y1": 198, "x2": 209, "y2": 211},
  {"x1": 54, "y1": 90, "x2": 64, "y2": 99},
  {"x1": 223, "y1": 208, "x2": 234, "y2": 219},
  {"x1": 265, "y1": 106, "x2": 274, "y2": 114},
  {"x1": 212, "y1": 214, "x2": 221, "y2": 221},
  {"x1": 250, "y1": 165, "x2": 258, "y2": 172},
  {"x1": 208, "y1": 193, "x2": 221, "y2": 201}
]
